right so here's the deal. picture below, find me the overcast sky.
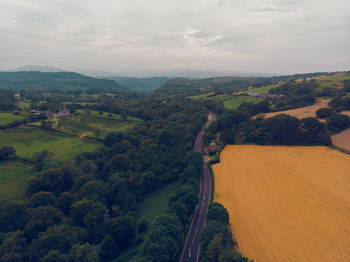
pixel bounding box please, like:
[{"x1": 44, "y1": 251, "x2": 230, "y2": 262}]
[{"x1": 0, "y1": 0, "x2": 349, "y2": 76}]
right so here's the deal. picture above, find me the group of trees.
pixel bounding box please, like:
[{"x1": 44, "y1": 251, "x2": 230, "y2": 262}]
[
  {"x1": 0, "y1": 89, "x2": 17, "y2": 111},
  {"x1": 206, "y1": 108, "x2": 331, "y2": 147},
  {"x1": 0, "y1": 96, "x2": 209, "y2": 262},
  {"x1": 0, "y1": 146, "x2": 16, "y2": 161},
  {"x1": 200, "y1": 203, "x2": 251, "y2": 262}
]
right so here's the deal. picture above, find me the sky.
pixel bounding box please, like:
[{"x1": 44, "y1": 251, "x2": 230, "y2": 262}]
[{"x1": 0, "y1": 0, "x2": 349, "y2": 76}]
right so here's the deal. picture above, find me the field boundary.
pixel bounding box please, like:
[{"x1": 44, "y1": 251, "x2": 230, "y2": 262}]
[
  {"x1": 329, "y1": 144, "x2": 350, "y2": 155},
  {"x1": 207, "y1": 162, "x2": 215, "y2": 203},
  {"x1": 24, "y1": 124, "x2": 103, "y2": 142}
]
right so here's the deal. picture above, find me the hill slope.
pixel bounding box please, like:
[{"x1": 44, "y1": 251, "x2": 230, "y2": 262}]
[
  {"x1": 156, "y1": 76, "x2": 257, "y2": 95},
  {"x1": 105, "y1": 76, "x2": 170, "y2": 92},
  {"x1": 0, "y1": 71, "x2": 129, "y2": 93}
]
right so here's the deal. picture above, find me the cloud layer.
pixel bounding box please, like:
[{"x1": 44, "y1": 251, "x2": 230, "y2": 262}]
[{"x1": 0, "y1": 0, "x2": 349, "y2": 75}]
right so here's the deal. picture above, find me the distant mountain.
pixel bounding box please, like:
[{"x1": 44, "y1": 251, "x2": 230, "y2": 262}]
[
  {"x1": 157, "y1": 76, "x2": 258, "y2": 95},
  {"x1": 115, "y1": 69, "x2": 275, "y2": 78},
  {"x1": 0, "y1": 71, "x2": 130, "y2": 93},
  {"x1": 103, "y1": 76, "x2": 170, "y2": 92},
  {"x1": 12, "y1": 65, "x2": 63, "y2": 72}
]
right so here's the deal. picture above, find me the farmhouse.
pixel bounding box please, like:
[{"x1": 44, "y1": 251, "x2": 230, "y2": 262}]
[
  {"x1": 58, "y1": 109, "x2": 70, "y2": 116},
  {"x1": 205, "y1": 142, "x2": 220, "y2": 154}
]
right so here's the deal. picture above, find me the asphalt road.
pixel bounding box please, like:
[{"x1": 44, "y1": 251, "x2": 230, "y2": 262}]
[{"x1": 179, "y1": 112, "x2": 216, "y2": 262}]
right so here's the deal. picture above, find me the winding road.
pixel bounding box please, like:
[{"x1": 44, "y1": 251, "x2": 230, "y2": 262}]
[{"x1": 179, "y1": 112, "x2": 216, "y2": 262}]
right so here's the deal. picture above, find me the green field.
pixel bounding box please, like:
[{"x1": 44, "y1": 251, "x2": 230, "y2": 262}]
[
  {"x1": 137, "y1": 181, "x2": 180, "y2": 224},
  {"x1": 241, "y1": 83, "x2": 280, "y2": 94},
  {"x1": 215, "y1": 95, "x2": 264, "y2": 110},
  {"x1": 0, "y1": 161, "x2": 36, "y2": 200},
  {"x1": 0, "y1": 112, "x2": 26, "y2": 125},
  {"x1": 75, "y1": 109, "x2": 142, "y2": 122},
  {"x1": 56, "y1": 115, "x2": 137, "y2": 138},
  {"x1": 314, "y1": 73, "x2": 350, "y2": 89},
  {"x1": 0, "y1": 126, "x2": 100, "y2": 159},
  {"x1": 112, "y1": 182, "x2": 181, "y2": 262},
  {"x1": 16, "y1": 101, "x2": 31, "y2": 110},
  {"x1": 188, "y1": 92, "x2": 215, "y2": 100}
]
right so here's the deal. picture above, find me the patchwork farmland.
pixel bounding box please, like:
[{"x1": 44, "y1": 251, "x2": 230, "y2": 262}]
[
  {"x1": 213, "y1": 145, "x2": 350, "y2": 262},
  {"x1": 256, "y1": 99, "x2": 331, "y2": 119}
]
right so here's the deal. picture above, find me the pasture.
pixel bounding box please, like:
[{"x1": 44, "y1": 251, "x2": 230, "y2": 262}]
[
  {"x1": 0, "y1": 161, "x2": 36, "y2": 200},
  {"x1": 0, "y1": 112, "x2": 26, "y2": 125},
  {"x1": 241, "y1": 83, "x2": 280, "y2": 94},
  {"x1": 257, "y1": 99, "x2": 330, "y2": 119},
  {"x1": 56, "y1": 115, "x2": 137, "y2": 138},
  {"x1": 216, "y1": 95, "x2": 263, "y2": 110},
  {"x1": 213, "y1": 145, "x2": 350, "y2": 262},
  {"x1": 314, "y1": 73, "x2": 350, "y2": 89},
  {"x1": 137, "y1": 181, "x2": 180, "y2": 224},
  {"x1": 0, "y1": 126, "x2": 100, "y2": 159},
  {"x1": 75, "y1": 109, "x2": 141, "y2": 122}
]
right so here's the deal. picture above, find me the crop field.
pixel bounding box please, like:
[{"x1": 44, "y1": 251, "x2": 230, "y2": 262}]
[
  {"x1": 257, "y1": 99, "x2": 330, "y2": 119},
  {"x1": 332, "y1": 128, "x2": 350, "y2": 151},
  {"x1": 0, "y1": 161, "x2": 36, "y2": 200},
  {"x1": 0, "y1": 126, "x2": 100, "y2": 159},
  {"x1": 56, "y1": 115, "x2": 137, "y2": 138},
  {"x1": 0, "y1": 112, "x2": 26, "y2": 125},
  {"x1": 213, "y1": 145, "x2": 350, "y2": 262}
]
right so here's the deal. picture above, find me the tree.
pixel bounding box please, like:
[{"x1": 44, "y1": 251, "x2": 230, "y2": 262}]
[
  {"x1": 206, "y1": 233, "x2": 224, "y2": 262},
  {"x1": 0, "y1": 146, "x2": 16, "y2": 161},
  {"x1": 316, "y1": 107, "x2": 333, "y2": 119},
  {"x1": 29, "y1": 191, "x2": 56, "y2": 208},
  {"x1": 42, "y1": 251, "x2": 67, "y2": 262},
  {"x1": 299, "y1": 118, "x2": 331, "y2": 145},
  {"x1": 0, "y1": 200, "x2": 28, "y2": 233},
  {"x1": 99, "y1": 235, "x2": 118, "y2": 262},
  {"x1": 140, "y1": 171, "x2": 157, "y2": 193},
  {"x1": 207, "y1": 203, "x2": 230, "y2": 225},
  {"x1": 57, "y1": 192, "x2": 74, "y2": 215},
  {"x1": 263, "y1": 114, "x2": 301, "y2": 145},
  {"x1": 41, "y1": 120, "x2": 53, "y2": 130},
  {"x1": 68, "y1": 243, "x2": 99, "y2": 262},
  {"x1": 100, "y1": 215, "x2": 137, "y2": 250},
  {"x1": 220, "y1": 129, "x2": 236, "y2": 145},
  {"x1": 137, "y1": 219, "x2": 148, "y2": 234},
  {"x1": 327, "y1": 113, "x2": 350, "y2": 132}
]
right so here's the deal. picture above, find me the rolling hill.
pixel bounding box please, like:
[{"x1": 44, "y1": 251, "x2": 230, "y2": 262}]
[
  {"x1": 0, "y1": 71, "x2": 130, "y2": 93},
  {"x1": 104, "y1": 76, "x2": 170, "y2": 92}
]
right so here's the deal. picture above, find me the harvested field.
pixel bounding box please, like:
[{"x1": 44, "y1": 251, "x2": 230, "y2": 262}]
[
  {"x1": 257, "y1": 99, "x2": 330, "y2": 119},
  {"x1": 332, "y1": 128, "x2": 350, "y2": 151},
  {"x1": 213, "y1": 145, "x2": 350, "y2": 262}
]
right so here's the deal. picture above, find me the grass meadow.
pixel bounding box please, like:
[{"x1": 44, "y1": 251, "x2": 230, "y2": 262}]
[
  {"x1": 0, "y1": 112, "x2": 26, "y2": 125},
  {"x1": 0, "y1": 126, "x2": 100, "y2": 159},
  {"x1": 0, "y1": 161, "x2": 36, "y2": 200}
]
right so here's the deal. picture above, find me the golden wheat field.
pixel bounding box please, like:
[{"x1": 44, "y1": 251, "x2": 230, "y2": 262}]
[{"x1": 213, "y1": 145, "x2": 350, "y2": 262}]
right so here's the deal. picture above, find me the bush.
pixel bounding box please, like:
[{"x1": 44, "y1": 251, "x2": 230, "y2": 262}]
[{"x1": 316, "y1": 107, "x2": 333, "y2": 119}]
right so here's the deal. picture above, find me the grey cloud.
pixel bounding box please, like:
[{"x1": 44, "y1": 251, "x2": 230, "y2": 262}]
[{"x1": 0, "y1": 0, "x2": 349, "y2": 75}]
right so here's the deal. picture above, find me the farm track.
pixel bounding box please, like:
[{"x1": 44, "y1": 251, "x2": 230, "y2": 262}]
[{"x1": 179, "y1": 112, "x2": 216, "y2": 262}]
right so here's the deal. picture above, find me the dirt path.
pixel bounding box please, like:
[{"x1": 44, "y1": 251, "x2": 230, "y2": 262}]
[{"x1": 213, "y1": 145, "x2": 350, "y2": 262}]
